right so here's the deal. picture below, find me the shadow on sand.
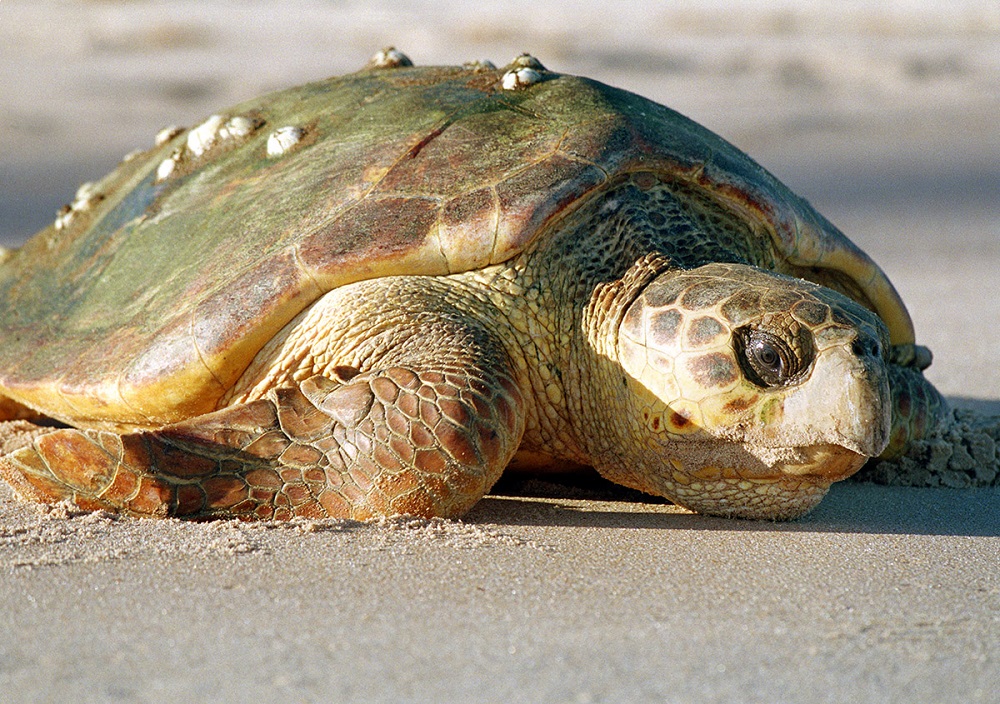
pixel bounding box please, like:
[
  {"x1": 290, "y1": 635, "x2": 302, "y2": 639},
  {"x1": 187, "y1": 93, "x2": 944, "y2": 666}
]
[{"x1": 474, "y1": 458, "x2": 1000, "y2": 538}]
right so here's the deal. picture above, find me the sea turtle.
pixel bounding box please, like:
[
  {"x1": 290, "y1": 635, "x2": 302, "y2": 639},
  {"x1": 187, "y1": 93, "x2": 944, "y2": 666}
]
[{"x1": 0, "y1": 50, "x2": 944, "y2": 521}]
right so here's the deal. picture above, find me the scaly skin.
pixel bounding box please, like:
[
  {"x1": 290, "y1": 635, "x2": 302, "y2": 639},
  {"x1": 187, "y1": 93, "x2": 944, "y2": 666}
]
[
  {"x1": 882, "y1": 360, "x2": 947, "y2": 459},
  {"x1": 0, "y1": 177, "x2": 946, "y2": 519}
]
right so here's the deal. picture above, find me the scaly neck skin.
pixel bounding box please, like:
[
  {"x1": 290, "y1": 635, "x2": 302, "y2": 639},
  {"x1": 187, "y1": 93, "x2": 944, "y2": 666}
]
[
  {"x1": 482, "y1": 174, "x2": 782, "y2": 472},
  {"x1": 455, "y1": 192, "x2": 680, "y2": 470}
]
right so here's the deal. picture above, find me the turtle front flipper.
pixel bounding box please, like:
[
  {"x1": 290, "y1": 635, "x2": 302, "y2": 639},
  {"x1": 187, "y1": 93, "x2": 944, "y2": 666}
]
[
  {"x1": 0, "y1": 366, "x2": 525, "y2": 520},
  {"x1": 881, "y1": 346, "x2": 948, "y2": 459}
]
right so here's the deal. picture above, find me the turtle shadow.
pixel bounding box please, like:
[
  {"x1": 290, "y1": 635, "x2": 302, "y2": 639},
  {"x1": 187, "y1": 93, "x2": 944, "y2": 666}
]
[{"x1": 471, "y1": 478, "x2": 1000, "y2": 538}]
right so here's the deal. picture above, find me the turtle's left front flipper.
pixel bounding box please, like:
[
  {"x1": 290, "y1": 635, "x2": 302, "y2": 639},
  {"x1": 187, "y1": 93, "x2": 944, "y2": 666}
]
[
  {"x1": 0, "y1": 399, "x2": 286, "y2": 518},
  {"x1": 1, "y1": 363, "x2": 525, "y2": 520}
]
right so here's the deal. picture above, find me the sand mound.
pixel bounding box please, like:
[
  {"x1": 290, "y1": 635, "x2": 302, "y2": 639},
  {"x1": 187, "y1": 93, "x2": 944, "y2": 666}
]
[{"x1": 856, "y1": 408, "x2": 1000, "y2": 488}]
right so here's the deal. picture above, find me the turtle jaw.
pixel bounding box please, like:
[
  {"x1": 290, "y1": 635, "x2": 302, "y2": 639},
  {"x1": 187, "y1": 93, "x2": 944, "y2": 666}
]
[
  {"x1": 597, "y1": 439, "x2": 870, "y2": 521},
  {"x1": 762, "y1": 442, "x2": 868, "y2": 480}
]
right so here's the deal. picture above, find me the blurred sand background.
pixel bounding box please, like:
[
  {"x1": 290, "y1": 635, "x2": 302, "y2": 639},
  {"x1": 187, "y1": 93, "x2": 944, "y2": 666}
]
[{"x1": 1, "y1": 1, "x2": 999, "y2": 702}]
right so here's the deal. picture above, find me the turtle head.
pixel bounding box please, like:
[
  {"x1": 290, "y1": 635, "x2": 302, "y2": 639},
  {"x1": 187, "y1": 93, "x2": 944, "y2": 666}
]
[{"x1": 604, "y1": 262, "x2": 891, "y2": 519}]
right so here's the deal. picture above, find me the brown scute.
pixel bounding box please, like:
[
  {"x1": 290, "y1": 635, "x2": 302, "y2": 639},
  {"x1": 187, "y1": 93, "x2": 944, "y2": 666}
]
[
  {"x1": 791, "y1": 299, "x2": 831, "y2": 327},
  {"x1": 273, "y1": 390, "x2": 329, "y2": 441},
  {"x1": 681, "y1": 279, "x2": 723, "y2": 310},
  {"x1": 687, "y1": 352, "x2": 739, "y2": 388},
  {"x1": 723, "y1": 394, "x2": 759, "y2": 414},
  {"x1": 387, "y1": 367, "x2": 421, "y2": 389},
  {"x1": 681, "y1": 279, "x2": 739, "y2": 309},
  {"x1": 202, "y1": 475, "x2": 249, "y2": 510},
  {"x1": 241, "y1": 431, "x2": 291, "y2": 460},
  {"x1": 315, "y1": 382, "x2": 375, "y2": 428},
  {"x1": 245, "y1": 467, "x2": 282, "y2": 489},
  {"x1": 668, "y1": 409, "x2": 693, "y2": 431},
  {"x1": 760, "y1": 288, "x2": 805, "y2": 315},
  {"x1": 414, "y1": 448, "x2": 448, "y2": 474},
  {"x1": 647, "y1": 309, "x2": 684, "y2": 348},
  {"x1": 100, "y1": 465, "x2": 139, "y2": 504},
  {"x1": 35, "y1": 431, "x2": 114, "y2": 494},
  {"x1": 691, "y1": 278, "x2": 745, "y2": 304},
  {"x1": 642, "y1": 279, "x2": 688, "y2": 309},
  {"x1": 149, "y1": 437, "x2": 218, "y2": 478},
  {"x1": 125, "y1": 478, "x2": 173, "y2": 516},
  {"x1": 174, "y1": 484, "x2": 207, "y2": 515},
  {"x1": 686, "y1": 316, "x2": 727, "y2": 347},
  {"x1": 720, "y1": 290, "x2": 763, "y2": 326}
]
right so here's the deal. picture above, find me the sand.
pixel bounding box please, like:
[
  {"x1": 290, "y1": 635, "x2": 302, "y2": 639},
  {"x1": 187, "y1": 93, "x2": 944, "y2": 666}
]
[{"x1": 1, "y1": 2, "x2": 998, "y2": 701}]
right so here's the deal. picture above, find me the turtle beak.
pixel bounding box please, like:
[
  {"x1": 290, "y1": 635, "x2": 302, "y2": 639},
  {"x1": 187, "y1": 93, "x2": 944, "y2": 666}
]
[{"x1": 782, "y1": 342, "x2": 891, "y2": 459}]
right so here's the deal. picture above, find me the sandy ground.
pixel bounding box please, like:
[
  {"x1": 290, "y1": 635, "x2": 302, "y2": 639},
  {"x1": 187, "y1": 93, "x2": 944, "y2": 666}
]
[{"x1": 1, "y1": 1, "x2": 999, "y2": 701}]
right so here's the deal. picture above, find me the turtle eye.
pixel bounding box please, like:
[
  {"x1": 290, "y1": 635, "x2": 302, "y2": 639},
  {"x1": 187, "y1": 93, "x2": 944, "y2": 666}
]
[{"x1": 737, "y1": 328, "x2": 802, "y2": 388}]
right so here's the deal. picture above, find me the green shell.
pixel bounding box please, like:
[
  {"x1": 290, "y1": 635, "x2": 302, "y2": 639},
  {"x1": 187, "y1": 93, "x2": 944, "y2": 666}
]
[{"x1": 0, "y1": 57, "x2": 912, "y2": 427}]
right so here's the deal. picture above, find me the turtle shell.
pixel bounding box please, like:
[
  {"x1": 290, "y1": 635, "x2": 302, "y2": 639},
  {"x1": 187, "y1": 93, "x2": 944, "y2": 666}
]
[{"x1": 0, "y1": 57, "x2": 914, "y2": 429}]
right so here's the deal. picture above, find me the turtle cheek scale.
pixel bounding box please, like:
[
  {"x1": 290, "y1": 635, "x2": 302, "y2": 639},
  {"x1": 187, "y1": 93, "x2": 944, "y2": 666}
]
[{"x1": 610, "y1": 268, "x2": 892, "y2": 520}]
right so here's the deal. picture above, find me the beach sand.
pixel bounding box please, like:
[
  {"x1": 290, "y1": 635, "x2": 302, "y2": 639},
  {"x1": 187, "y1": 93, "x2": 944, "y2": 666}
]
[{"x1": 1, "y1": 2, "x2": 998, "y2": 701}]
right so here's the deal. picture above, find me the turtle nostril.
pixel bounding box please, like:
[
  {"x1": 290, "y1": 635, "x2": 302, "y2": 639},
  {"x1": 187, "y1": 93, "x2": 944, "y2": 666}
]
[{"x1": 852, "y1": 339, "x2": 880, "y2": 359}]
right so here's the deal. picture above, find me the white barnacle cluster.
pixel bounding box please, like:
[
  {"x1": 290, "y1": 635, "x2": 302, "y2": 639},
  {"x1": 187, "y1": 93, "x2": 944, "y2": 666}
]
[
  {"x1": 368, "y1": 46, "x2": 413, "y2": 69},
  {"x1": 154, "y1": 114, "x2": 262, "y2": 183},
  {"x1": 54, "y1": 180, "x2": 105, "y2": 231},
  {"x1": 154, "y1": 125, "x2": 184, "y2": 147},
  {"x1": 185, "y1": 114, "x2": 226, "y2": 157},
  {"x1": 155, "y1": 148, "x2": 184, "y2": 181},
  {"x1": 462, "y1": 59, "x2": 497, "y2": 72},
  {"x1": 266, "y1": 126, "x2": 305, "y2": 158},
  {"x1": 501, "y1": 67, "x2": 542, "y2": 90},
  {"x1": 501, "y1": 54, "x2": 546, "y2": 91},
  {"x1": 510, "y1": 53, "x2": 546, "y2": 71}
]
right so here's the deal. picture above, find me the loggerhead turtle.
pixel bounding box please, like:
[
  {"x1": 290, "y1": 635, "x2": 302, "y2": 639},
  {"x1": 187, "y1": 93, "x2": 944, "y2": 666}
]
[{"x1": 0, "y1": 50, "x2": 945, "y2": 521}]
